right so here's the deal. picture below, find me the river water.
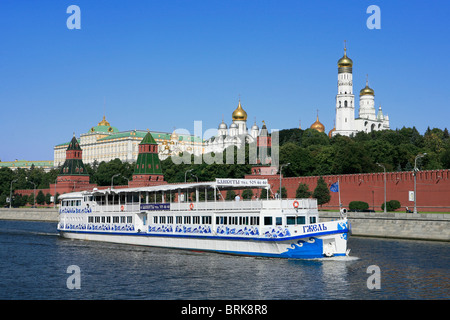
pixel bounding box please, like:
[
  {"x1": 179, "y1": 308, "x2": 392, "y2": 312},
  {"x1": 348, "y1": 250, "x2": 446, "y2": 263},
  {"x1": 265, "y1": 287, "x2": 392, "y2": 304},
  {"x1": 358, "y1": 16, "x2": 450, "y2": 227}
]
[{"x1": 0, "y1": 220, "x2": 448, "y2": 300}]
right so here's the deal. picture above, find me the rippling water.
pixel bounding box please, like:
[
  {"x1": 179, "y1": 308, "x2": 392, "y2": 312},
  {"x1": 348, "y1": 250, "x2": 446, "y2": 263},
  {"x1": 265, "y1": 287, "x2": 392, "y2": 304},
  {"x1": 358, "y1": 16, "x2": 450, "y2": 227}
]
[{"x1": 0, "y1": 220, "x2": 448, "y2": 300}]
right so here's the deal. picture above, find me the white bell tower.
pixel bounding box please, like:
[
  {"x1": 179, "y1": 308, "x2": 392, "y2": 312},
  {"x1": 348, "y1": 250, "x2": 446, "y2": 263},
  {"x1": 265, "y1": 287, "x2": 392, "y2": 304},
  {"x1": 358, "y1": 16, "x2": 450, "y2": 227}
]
[{"x1": 334, "y1": 42, "x2": 357, "y2": 137}]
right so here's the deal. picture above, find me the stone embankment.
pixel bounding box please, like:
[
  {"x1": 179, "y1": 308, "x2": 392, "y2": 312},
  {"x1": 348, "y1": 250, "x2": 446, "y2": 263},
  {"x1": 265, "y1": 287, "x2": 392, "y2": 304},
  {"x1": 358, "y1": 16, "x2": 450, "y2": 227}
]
[
  {"x1": 0, "y1": 208, "x2": 449, "y2": 241},
  {"x1": 0, "y1": 208, "x2": 58, "y2": 222},
  {"x1": 320, "y1": 211, "x2": 450, "y2": 241}
]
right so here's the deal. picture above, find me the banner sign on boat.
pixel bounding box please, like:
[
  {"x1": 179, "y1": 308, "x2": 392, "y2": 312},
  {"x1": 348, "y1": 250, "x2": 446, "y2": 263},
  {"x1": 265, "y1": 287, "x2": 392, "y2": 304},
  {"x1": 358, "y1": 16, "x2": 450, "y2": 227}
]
[
  {"x1": 140, "y1": 203, "x2": 170, "y2": 211},
  {"x1": 215, "y1": 178, "x2": 268, "y2": 187}
]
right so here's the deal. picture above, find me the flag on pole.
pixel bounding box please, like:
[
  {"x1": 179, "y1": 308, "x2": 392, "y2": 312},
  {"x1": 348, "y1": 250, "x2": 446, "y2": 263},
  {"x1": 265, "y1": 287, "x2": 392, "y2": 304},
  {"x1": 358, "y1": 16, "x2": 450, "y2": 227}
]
[{"x1": 330, "y1": 182, "x2": 339, "y2": 192}]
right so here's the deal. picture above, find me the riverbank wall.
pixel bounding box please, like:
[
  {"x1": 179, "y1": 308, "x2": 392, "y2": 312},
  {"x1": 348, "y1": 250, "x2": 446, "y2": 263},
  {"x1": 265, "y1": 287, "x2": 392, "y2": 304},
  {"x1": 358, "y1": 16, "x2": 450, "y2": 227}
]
[
  {"x1": 320, "y1": 211, "x2": 450, "y2": 241},
  {"x1": 0, "y1": 208, "x2": 449, "y2": 241},
  {"x1": 0, "y1": 208, "x2": 58, "y2": 222}
]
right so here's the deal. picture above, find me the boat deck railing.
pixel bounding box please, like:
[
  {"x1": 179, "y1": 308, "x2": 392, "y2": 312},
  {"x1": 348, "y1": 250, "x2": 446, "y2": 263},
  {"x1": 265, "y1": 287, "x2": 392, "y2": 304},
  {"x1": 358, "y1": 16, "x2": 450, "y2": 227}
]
[{"x1": 88, "y1": 198, "x2": 317, "y2": 214}]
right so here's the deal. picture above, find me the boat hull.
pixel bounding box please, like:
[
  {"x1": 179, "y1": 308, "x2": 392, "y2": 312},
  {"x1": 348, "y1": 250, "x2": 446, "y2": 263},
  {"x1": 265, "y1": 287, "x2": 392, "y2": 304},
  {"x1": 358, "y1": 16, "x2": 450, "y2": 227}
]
[{"x1": 59, "y1": 223, "x2": 348, "y2": 259}]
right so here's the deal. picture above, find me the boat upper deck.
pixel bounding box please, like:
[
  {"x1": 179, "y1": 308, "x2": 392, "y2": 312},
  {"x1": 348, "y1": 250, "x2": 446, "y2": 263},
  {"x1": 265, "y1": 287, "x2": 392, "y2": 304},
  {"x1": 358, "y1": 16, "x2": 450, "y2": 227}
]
[{"x1": 59, "y1": 178, "x2": 318, "y2": 214}]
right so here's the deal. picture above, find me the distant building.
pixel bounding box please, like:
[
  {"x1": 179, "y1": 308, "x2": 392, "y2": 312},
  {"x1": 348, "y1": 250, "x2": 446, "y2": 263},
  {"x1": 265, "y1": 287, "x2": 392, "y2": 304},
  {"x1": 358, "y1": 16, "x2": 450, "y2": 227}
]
[
  {"x1": 331, "y1": 44, "x2": 390, "y2": 137},
  {"x1": 54, "y1": 116, "x2": 203, "y2": 166},
  {"x1": 0, "y1": 160, "x2": 54, "y2": 172},
  {"x1": 204, "y1": 99, "x2": 269, "y2": 154}
]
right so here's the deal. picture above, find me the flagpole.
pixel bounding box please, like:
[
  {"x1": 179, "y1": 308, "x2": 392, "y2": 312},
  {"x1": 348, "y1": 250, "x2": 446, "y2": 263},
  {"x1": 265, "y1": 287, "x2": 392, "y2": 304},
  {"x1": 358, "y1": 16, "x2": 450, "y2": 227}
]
[{"x1": 338, "y1": 177, "x2": 341, "y2": 210}]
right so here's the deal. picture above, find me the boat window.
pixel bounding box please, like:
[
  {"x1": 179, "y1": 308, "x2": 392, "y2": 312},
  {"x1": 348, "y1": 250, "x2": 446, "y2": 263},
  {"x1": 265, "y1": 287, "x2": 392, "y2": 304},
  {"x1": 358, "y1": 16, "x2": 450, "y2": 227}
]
[
  {"x1": 113, "y1": 216, "x2": 119, "y2": 223},
  {"x1": 193, "y1": 216, "x2": 200, "y2": 224},
  {"x1": 120, "y1": 216, "x2": 126, "y2": 223},
  {"x1": 153, "y1": 216, "x2": 158, "y2": 224},
  {"x1": 168, "y1": 216, "x2": 173, "y2": 224},
  {"x1": 286, "y1": 216, "x2": 296, "y2": 225},
  {"x1": 264, "y1": 217, "x2": 272, "y2": 226},
  {"x1": 310, "y1": 216, "x2": 317, "y2": 224},
  {"x1": 101, "y1": 216, "x2": 106, "y2": 223},
  {"x1": 176, "y1": 216, "x2": 182, "y2": 224},
  {"x1": 296, "y1": 216, "x2": 306, "y2": 225},
  {"x1": 88, "y1": 216, "x2": 93, "y2": 223},
  {"x1": 276, "y1": 217, "x2": 282, "y2": 225},
  {"x1": 95, "y1": 216, "x2": 100, "y2": 223},
  {"x1": 159, "y1": 216, "x2": 165, "y2": 224},
  {"x1": 202, "y1": 216, "x2": 211, "y2": 224},
  {"x1": 184, "y1": 216, "x2": 191, "y2": 224},
  {"x1": 106, "y1": 216, "x2": 111, "y2": 223}
]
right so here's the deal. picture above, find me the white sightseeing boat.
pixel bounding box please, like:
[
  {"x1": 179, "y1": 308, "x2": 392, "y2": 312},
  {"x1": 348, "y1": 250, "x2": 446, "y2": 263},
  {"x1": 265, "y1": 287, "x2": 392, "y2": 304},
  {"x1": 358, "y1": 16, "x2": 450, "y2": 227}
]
[{"x1": 57, "y1": 178, "x2": 350, "y2": 259}]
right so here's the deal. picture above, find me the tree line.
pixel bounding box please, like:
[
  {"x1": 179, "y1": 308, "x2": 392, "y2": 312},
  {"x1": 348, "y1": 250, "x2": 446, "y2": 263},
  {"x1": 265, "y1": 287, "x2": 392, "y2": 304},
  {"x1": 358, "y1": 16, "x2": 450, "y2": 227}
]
[{"x1": 1, "y1": 126, "x2": 448, "y2": 206}]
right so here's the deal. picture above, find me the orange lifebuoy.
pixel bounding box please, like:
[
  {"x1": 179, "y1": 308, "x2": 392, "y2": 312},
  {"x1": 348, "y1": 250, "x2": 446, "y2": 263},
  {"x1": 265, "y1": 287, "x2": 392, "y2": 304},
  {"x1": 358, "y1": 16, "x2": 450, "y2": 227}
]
[
  {"x1": 293, "y1": 200, "x2": 299, "y2": 208},
  {"x1": 120, "y1": 205, "x2": 124, "y2": 211},
  {"x1": 189, "y1": 203, "x2": 194, "y2": 210}
]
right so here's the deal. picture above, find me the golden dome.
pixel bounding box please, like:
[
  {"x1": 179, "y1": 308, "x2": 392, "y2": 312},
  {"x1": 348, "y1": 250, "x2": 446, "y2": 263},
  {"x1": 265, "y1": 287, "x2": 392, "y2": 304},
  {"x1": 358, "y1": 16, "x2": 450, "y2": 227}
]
[
  {"x1": 98, "y1": 115, "x2": 111, "y2": 127},
  {"x1": 360, "y1": 77, "x2": 375, "y2": 96},
  {"x1": 310, "y1": 115, "x2": 325, "y2": 133},
  {"x1": 170, "y1": 130, "x2": 179, "y2": 141},
  {"x1": 360, "y1": 84, "x2": 375, "y2": 96},
  {"x1": 328, "y1": 127, "x2": 336, "y2": 138},
  {"x1": 338, "y1": 48, "x2": 353, "y2": 68},
  {"x1": 232, "y1": 100, "x2": 247, "y2": 121}
]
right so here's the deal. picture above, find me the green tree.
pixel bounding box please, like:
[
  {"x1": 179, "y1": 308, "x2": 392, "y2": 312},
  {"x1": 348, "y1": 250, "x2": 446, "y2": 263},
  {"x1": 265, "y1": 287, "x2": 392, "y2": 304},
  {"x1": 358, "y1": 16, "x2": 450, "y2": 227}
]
[
  {"x1": 279, "y1": 142, "x2": 314, "y2": 177},
  {"x1": 93, "y1": 158, "x2": 133, "y2": 186},
  {"x1": 242, "y1": 189, "x2": 253, "y2": 200},
  {"x1": 36, "y1": 190, "x2": 46, "y2": 205},
  {"x1": 27, "y1": 193, "x2": 35, "y2": 206},
  {"x1": 313, "y1": 177, "x2": 331, "y2": 206},
  {"x1": 276, "y1": 187, "x2": 287, "y2": 199},
  {"x1": 225, "y1": 190, "x2": 236, "y2": 201},
  {"x1": 45, "y1": 193, "x2": 52, "y2": 205},
  {"x1": 296, "y1": 183, "x2": 312, "y2": 198}
]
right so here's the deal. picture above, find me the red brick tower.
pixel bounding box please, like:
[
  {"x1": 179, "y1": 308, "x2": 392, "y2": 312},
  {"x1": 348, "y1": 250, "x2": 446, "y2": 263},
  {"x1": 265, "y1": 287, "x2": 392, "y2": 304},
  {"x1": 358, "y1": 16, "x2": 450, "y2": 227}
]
[
  {"x1": 56, "y1": 135, "x2": 92, "y2": 192},
  {"x1": 129, "y1": 131, "x2": 167, "y2": 187}
]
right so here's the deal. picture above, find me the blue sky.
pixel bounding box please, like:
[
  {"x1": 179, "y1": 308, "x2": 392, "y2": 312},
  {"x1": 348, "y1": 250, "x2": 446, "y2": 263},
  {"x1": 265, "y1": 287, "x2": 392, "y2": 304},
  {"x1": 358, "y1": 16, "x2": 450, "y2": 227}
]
[{"x1": 0, "y1": 0, "x2": 449, "y2": 161}]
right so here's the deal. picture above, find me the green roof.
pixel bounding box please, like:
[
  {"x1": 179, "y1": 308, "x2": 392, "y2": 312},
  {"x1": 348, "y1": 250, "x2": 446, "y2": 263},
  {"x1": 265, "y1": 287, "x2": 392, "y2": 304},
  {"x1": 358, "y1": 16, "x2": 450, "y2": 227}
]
[
  {"x1": 140, "y1": 131, "x2": 157, "y2": 145},
  {"x1": 134, "y1": 152, "x2": 163, "y2": 175},
  {"x1": 0, "y1": 160, "x2": 54, "y2": 168},
  {"x1": 59, "y1": 159, "x2": 88, "y2": 176},
  {"x1": 89, "y1": 125, "x2": 119, "y2": 134},
  {"x1": 67, "y1": 136, "x2": 82, "y2": 150}
]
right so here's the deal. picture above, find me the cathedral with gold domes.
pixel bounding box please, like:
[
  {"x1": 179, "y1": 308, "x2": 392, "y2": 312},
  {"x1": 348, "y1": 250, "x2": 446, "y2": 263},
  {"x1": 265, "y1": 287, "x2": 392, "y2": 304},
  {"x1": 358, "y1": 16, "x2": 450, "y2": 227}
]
[{"x1": 204, "y1": 99, "x2": 263, "y2": 154}]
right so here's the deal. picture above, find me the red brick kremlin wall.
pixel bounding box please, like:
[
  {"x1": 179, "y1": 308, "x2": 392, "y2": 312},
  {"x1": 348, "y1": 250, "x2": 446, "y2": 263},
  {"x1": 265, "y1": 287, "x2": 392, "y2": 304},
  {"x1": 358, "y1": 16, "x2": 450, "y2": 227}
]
[
  {"x1": 15, "y1": 169, "x2": 450, "y2": 212},
  {"x1": 246, "y1": 169, "x2": 450, "y2": 212}
]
